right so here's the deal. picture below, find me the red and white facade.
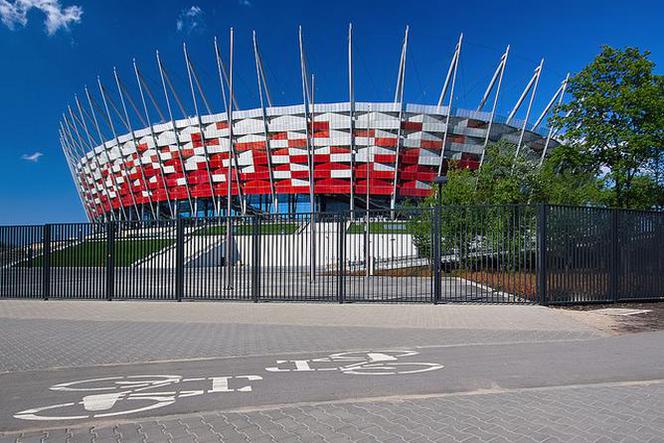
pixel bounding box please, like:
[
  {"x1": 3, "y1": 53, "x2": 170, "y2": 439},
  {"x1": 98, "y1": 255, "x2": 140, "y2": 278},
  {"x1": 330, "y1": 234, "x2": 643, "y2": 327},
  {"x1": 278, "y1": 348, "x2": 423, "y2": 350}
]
[
  {"x1": 62, "y1": 102, "x2": 554, "y2": 221},
  {"x1": 59, "y1": 29, "x2": 563, "y2": 222}
]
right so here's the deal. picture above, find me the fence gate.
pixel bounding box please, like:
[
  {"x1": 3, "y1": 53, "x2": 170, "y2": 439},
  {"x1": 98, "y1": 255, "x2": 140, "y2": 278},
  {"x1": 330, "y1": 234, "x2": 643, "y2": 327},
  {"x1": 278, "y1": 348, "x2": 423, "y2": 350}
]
[
  {"x1": 0, "y1": 225, "x2": 43, "y2": 298},
  {"x1": 434, "y1": 205, "x2": 539, "y2": 304}
]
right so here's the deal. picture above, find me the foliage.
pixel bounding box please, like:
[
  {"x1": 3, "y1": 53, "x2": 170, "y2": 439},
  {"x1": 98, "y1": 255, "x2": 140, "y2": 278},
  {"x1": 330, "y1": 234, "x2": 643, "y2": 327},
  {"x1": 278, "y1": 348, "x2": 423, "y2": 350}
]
[
  {"x1": 552, "y1": 46, "x2": 664, "y2": 208},
  {"x1": 407, "y1": 141, "x2": 604, "y2": 262}
]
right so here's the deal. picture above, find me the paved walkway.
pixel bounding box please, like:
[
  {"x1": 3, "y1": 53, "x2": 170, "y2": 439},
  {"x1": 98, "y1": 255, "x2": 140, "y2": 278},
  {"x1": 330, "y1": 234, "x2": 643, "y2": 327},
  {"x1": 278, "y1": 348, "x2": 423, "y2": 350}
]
[
  {"x1": 0, "y1": 299, "x2": 598, "y2": 330},
  {"x1": 1, "y1": 299, "x2": 662, "y2": 442},
  {"x1": 5, "y1": 380, "x2": 663, "y2": 443},
  {"x1": 0, "y1": 300, "x2": 601, "y2": 373}
]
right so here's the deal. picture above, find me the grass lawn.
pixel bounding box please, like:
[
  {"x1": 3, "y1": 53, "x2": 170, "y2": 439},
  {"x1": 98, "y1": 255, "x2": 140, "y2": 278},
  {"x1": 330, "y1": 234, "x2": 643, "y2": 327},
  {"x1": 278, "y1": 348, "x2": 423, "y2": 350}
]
[
  {"x1": 347, "y1": 221, "x2": 409, "y2": 234},
  {"x1": 19, "y1": 239, "x2": 174, "y2": 267},
  {"x1": 194, "y1": 223, "x2": 299, "y2": 236}
]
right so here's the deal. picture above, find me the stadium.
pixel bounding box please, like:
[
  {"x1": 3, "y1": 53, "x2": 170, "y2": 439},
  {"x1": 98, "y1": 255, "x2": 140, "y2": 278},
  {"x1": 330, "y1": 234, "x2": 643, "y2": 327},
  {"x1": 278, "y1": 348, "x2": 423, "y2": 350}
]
[{"x1": 59, "y1": 27, "x2": 567, "y2": 222}]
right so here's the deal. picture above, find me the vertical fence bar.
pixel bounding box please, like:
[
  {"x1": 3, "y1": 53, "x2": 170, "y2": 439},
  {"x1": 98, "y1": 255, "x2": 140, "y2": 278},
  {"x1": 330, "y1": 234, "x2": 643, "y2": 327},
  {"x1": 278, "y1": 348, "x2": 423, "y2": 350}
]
[
  {"x1": 536, "y1": 204, "x2": 547, "y2": 305},
  {"x1": 610, "y1": 208, "x2": 619, "y2": 303},
  {"x1": 251, "y1": 215, "x2": 260, "y2": 303},
  {"x1": 42, "y1": 224, "x2": 51, "y2": 300},
  {"x1": 175, "y1": 218, "x2": 185, "y2": 302},
  {"x1": 433, "y1": 205, "x2": 441, "y2": 304},
  {"x1": 337, "y1": 217, "x2": 346, "y2": 304},
  {"x1": 106, "y1": 222, "x2": 115, "y2": 301}
]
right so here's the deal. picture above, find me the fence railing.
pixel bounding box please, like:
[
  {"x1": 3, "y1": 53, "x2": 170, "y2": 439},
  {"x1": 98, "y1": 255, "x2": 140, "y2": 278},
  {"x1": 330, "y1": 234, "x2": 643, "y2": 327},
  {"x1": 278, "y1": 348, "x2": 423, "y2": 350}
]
[{"x1": 1, "y1": 205, "x2": 663, "y2": 304}]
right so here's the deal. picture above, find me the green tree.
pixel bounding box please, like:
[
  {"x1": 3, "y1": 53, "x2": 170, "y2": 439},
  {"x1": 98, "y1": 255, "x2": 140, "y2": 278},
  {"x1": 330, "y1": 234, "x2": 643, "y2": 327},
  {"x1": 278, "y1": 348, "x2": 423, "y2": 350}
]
[
  {"x1": 533, "y1": 144, "x2": 607, "y2": 206},
  {"x1": 552, "y1": 46, "x2": 664, "y2": 208}
]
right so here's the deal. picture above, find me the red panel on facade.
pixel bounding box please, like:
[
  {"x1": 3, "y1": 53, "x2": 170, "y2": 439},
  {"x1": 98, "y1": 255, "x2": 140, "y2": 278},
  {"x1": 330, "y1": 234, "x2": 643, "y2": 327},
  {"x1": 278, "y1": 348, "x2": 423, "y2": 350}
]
[
  {"x1": 420, "y1": 140, "x2": 443, "y2": 149},
  {"x1": 374, "y1": 154, "x2": 396, "y2": 163},
  {"x1": 375, "y1": 138, "x2": 397, "y2": 148},
  {"x1": 287, "y1": 139, "x2": 307, "y2": 148},
  {"x1": 270, "y1": 132, "x2": 288, "y2": 140},
  {"x1": 401, "y1": 121, "x2": 423, "y2": 131},
  {"x1": 290, "y1": 154, "x2": 309, "y2": 163}
]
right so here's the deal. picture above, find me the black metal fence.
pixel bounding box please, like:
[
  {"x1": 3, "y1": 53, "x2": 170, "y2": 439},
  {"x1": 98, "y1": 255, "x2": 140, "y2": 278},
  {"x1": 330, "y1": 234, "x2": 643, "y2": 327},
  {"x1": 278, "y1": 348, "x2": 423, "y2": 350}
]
[{"x1": 1, "y1": 205, "x2": 663, "y2": 304}]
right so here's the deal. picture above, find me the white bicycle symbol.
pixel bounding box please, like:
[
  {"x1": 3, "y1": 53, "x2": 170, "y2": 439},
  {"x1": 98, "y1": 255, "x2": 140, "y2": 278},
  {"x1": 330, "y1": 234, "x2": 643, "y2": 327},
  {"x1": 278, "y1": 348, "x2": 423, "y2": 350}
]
[
  {"x1": 14, "y1": 374, "x2": 261, "y2": 421},
  {"x1": 14, "y1": 350, "x2": 443, "y2": 421},
  {"x1": 266, "y1": 350, "x2": 444, "y2": 375}
]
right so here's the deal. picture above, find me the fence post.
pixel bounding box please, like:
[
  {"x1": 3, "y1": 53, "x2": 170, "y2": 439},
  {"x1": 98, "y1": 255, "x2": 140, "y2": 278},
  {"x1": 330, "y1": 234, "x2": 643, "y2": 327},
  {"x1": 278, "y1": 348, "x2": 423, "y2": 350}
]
[
  {"x1": 42, "y1": 224, "x2": 51, "y2": 300},
  {"x1": 337, "y1": 217, "x2": 346, "y2": 304},
  {"x1": 536, "y1": 204, "x2": 547, "y2": 305},
  {"x1": 106, "y1": 222, "x2": 115, "y2": 301},
  {"x1": 610, "y1": 209, "x2": 620, "y2": 303},
  {"x1": 175, "y1": 218, "x2": 185, "y2": 302},
  {"x1": 433, "y1": 206, "x2": 442, "y2": 304},
  {"x1": 251, "y1": 215, "x2": 260, "y2": 303}
]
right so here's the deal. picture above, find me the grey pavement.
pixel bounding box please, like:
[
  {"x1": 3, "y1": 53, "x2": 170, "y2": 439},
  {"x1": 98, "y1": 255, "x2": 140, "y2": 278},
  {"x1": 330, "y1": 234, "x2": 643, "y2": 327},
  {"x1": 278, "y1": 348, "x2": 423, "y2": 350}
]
[
  {"x1": 4, "y1": 381, "x2": 664, "y2": 443},
  {"x1": 1, "y1": 300, "x2": 663, "y2": 442}
]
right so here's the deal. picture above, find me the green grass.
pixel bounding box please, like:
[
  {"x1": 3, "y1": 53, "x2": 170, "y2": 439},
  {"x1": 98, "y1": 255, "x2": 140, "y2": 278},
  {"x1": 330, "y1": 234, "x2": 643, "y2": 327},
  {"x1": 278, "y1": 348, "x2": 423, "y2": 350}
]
[
  {"x1": 18, "y1": 239, "x2": 174, "y2": 267},
  {"x1": 194, "y1": 223, "x2": 299, "y2": 236},
  {"x1": 347, "y1": 221, "x2": 409, "y2": 234}
]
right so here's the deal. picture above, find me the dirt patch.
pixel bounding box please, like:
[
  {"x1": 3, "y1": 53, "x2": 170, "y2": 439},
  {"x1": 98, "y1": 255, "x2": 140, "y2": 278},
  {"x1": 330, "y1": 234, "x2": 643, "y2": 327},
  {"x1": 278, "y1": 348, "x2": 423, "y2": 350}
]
[
  {"x1": 457, "y1": 271, "x2": 537, "y2": 301},
  {"x1": 557, "y1": 302, "x2": 664, "y2": 334}
]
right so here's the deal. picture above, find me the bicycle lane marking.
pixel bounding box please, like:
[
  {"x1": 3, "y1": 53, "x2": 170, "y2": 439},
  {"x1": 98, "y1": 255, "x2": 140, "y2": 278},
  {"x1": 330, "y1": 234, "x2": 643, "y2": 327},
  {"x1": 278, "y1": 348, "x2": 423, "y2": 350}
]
[{"x1": 9, "y1": 350, "x2": 444, "y2": 423}]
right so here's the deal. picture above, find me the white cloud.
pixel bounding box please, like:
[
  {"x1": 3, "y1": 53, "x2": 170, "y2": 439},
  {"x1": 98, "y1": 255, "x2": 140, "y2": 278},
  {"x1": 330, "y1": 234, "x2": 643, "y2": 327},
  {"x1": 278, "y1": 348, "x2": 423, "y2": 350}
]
[
  {"x1": 21, "y1": 152, "x2": 43, "y2": 162},
  {"x1": 0, "y1": 0, "x2": 82, "y2": 35},
  {"x1": 176, "y1": 5, "x2": 204, "y2": 33},
  {"x1": 238, "y1": 0, "x2": 252, "y2": 6}
]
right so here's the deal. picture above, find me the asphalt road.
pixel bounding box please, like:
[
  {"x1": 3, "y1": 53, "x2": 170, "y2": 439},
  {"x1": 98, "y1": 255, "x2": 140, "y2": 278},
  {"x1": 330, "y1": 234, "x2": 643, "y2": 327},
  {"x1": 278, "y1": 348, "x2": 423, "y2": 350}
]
[{"x1": 2, "y1": 331, "x2": 664, "y2": 434}]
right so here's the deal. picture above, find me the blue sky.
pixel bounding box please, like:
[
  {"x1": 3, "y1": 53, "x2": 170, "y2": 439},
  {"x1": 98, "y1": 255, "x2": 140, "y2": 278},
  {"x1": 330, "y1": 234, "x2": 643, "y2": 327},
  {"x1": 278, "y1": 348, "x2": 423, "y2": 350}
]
[{"x1": 0, "y1": 0, "x2": 662, "y2": 224}]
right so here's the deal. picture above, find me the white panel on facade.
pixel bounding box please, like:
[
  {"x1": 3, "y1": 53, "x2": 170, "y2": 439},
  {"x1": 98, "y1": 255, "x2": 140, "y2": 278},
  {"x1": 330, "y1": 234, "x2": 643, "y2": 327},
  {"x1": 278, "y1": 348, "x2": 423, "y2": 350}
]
[
  {"x1": 330, "y1": 153, "x2": 351, "y2": 163},
  {"x1": 234, "y1": 118, "x2": 263, "y2": 135},
  {"x1": 269, "y1": 115, "x2": 306, "y2": 131},
  {"x1": 156, "y1": 131, "x2": 177, "y2": 146},
  {"x1": 330, "y1": 169, "x2": 352, "y2": 178},
  {"x1": 274, "y1": 171, "x2": 292, "y2": 179}
]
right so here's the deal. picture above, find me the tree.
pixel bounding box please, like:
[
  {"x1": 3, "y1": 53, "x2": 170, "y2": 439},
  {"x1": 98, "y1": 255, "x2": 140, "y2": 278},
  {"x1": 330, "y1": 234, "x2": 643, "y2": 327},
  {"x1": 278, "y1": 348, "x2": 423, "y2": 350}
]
[
  {"x1": 553, "y1": 46, "x2": 664, "y2": 208},
  {"x1": 533, "y1": 144, "x2": 607, "y2": 206}
]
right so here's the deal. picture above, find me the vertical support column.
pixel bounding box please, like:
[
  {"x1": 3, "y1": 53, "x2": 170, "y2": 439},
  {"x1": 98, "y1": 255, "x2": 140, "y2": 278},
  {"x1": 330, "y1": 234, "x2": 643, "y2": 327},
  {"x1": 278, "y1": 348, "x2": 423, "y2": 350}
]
[
  {"x1": 536, "y1": 204, "x2": 548, "y2": 305},
  {"x1": 337, "y1": 217, "x2": 346, "y2": 304},
  {"x1": 42, "y1": 224, "x2": 51, "y2": 300},
  {"x1": 348, "y1": 23, "x2": 356, "y2": 217},
  {"x1": 610, "y1": 209, "x2": 620, "y2": 303},
  {"x1": 106, "y1": 222, "x2": 115, "y2": 301},
  {"x1": 251, "y1": 215, "x2": 260, "y2": 303},
  {"x1": 175, "y1": 218, "x2": 185, "y2": 302},
  {"x1": 433, "y1": 206, "x2": 442, "y2": 304}
]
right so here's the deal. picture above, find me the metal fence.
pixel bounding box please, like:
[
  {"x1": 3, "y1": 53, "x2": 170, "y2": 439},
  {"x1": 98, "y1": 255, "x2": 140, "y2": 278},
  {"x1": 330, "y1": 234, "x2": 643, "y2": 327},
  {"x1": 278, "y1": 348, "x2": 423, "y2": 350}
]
[{"x1": 1, "y1": 205, "x2": 663, "y2": 304}]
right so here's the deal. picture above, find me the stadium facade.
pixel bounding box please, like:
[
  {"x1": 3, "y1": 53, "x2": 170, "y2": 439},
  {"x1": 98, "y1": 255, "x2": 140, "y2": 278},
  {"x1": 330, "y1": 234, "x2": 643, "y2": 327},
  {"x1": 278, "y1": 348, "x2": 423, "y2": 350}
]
[{"x1": 59, "y1": 27, "x2": 567, "y2": 222}]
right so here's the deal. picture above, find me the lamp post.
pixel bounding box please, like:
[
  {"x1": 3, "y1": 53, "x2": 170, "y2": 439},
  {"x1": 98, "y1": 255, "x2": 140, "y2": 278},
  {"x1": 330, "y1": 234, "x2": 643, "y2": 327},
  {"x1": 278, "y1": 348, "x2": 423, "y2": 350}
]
[{"x1": 434, "y1": 176, "x2": 448, "y2": 210}]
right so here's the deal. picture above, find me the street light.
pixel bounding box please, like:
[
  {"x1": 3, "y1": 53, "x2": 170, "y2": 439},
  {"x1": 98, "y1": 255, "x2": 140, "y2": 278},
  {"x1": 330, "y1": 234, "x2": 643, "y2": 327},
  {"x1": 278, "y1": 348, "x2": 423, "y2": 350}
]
[{"x1": 434, "y1": 176, "x2": 448, "y2": 209}]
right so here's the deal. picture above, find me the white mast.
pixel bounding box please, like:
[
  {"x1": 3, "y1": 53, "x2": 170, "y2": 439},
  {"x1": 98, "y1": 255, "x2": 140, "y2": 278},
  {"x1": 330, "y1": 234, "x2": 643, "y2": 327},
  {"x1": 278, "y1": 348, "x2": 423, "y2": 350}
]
[
  {"x1": 251, "y1": 31, "x2": 278, "y2": 211},
  {"x1": 514, "y1": 59, "x2": 544, "y2": 162},
  {"x1": 154, "y1": 51, "x2": 195, "y2": 216},
  {"x1": 133, "y1": 60, "x2": 175, "y2": 218},
  {"x1": 348, "y1": 23, "x2": 356, "y2": 217},
  {"x1": 477, "y1": 45, "x2": 509, "y2": 173},
  {"x1": 437, "y1": 33, "x2": 463, "y2": 177},
  {"x1": 113, "y1": 68, "x2": 159, "y2": 220},
  {"x1": 390, "y1": 26, "x2": 409, "y2": 213}
]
